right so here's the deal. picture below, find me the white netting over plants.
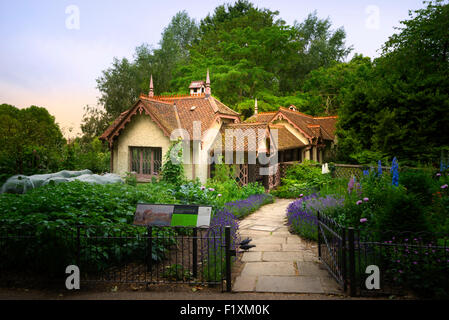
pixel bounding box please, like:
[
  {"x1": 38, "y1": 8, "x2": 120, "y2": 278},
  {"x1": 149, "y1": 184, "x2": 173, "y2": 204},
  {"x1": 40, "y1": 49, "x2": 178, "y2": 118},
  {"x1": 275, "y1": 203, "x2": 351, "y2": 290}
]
[{"x1": 1, "y1": 170, "x2": 124, "y2": 194}]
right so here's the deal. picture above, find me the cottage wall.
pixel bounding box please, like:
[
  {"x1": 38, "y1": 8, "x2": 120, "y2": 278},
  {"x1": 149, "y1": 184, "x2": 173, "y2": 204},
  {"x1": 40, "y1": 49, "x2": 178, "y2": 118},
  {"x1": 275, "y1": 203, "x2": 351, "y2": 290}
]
[{"x1": 113, "y1": 114, "x2": 171, "y2": 177}]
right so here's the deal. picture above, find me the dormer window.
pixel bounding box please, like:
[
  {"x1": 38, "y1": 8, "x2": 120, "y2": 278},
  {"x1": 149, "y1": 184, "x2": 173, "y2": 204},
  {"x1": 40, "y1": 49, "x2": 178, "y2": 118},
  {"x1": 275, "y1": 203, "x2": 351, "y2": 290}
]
[{"x1": 189, "y1": 80, "x2": 206, "y2": 95}]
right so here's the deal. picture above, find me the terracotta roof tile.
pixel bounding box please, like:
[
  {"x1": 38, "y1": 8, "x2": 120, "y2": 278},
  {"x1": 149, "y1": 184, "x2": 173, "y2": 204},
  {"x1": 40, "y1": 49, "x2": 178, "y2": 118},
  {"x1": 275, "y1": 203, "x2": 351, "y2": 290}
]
[
  {"x1": 269, "y1": 124, "x2": 306, "y2": 150},
  {"x1": 211, "y1": 123, "x2": 269, "y2": 152},
  {"x1": 245, "y1": 112, "x2": 277, "y2": 123},
  {"x1": 189, "y1": 81, "x2": 205, "y2": 89},
  {"x1": 273, "y1": 107, "x2": 338, "y2": 141},
  {"x1": 100, "y1": 94, "x2": 240, "y2": 145}
]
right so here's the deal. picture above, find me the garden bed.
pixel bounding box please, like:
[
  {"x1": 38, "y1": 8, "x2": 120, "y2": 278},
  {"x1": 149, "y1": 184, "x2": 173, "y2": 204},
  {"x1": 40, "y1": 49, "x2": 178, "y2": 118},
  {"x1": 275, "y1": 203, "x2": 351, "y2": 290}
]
[{"x1": 284, "y1": 159, "x2": 449, "y2": 298}]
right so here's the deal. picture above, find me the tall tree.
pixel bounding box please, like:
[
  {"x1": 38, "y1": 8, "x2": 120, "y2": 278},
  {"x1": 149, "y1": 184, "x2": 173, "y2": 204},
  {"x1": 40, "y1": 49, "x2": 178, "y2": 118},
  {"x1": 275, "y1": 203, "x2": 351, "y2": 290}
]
[
  {"x1": 171, "y1": 1, "x2": 351, "y2": 109},
  {"x1": 0, "y1": 104, "x2": 65, "y2": 179},
  {"x1": 336, "y1": 0, "x2": 449, "y2": 164},
  {"x1": 95, "y1": 11, "x2": 199, "y2": 120}
]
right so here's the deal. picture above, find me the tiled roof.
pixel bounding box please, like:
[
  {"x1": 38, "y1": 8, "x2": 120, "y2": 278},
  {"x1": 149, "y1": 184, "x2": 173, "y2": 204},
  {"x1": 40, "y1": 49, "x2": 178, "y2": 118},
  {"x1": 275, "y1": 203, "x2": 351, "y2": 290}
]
[
  {"x1": 211, "y1": 123, "x2": 269, "y2": 152},
  {"x1": 100, "y1": 94, "x2": 240, "y2": 146},
  {"x1": 272, "y1": 107, "x2": 338, "y2": 141},
  {"x1": 189, "y1": 81, "x2": 205, "y2": 89},
  {"x1": 245, "y1": 112, "x2": 277, "y2": 124},
  {"x1": 269, "y1": 124, "x2": 306, "y2": 150},
  {"x1": 100, "y1": 110, "x2": 128, "y2": 142},
  {"x1": 211, "y1": 122, "x2": 306, "y2": 152},
  {"x1": 313, "y1": 116, "x2": 338, "y2": 140}
]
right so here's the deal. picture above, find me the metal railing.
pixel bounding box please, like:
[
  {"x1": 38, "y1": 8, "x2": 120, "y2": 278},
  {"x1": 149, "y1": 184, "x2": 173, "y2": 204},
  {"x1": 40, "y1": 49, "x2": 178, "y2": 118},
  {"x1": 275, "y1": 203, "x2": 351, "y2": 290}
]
[
  {"x1": 0, "y1": 224, "x2": 237, "y2": 291},
  {"x1": 317, "y1": 212, "x2": 449, "y2": 297}
]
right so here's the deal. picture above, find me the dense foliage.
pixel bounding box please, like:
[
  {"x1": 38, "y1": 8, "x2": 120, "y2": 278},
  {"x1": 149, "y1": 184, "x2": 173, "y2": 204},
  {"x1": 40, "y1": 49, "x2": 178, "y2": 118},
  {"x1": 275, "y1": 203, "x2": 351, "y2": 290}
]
[
  {"x1": 271, "y1": 160, "x2": 331, "y2": 198},
  {"x1": 0, "y1": 166, "x2": 269, "y2": 278},
  {"x1": 0, "y1": 103, "x2": 110, "y2": 183},
  {"x1": 336, "y1": 1, "x2": 449, "y2": 165},
  {"x1": 286, "y1": 160, "x2": 449, "y2": 297},
  {"x1": 93, "y1": 0, "x2": 351, "y2": 127},
  {"x1": 0, "y1": 104, "x2": 66, "y2": 183},
  {"x1": 161, "y1": 139, "x2": 185, "y2": 186}
]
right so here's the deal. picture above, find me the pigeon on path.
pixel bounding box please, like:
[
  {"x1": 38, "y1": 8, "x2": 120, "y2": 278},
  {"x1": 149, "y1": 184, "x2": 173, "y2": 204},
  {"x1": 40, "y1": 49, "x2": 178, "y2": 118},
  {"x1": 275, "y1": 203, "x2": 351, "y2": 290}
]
[
  {"x1": 239, "y1": 244, "x2": 256, "y2": 251},
  {"x1": 239, "y1": 237, "x2": 252, "y2": 246}
]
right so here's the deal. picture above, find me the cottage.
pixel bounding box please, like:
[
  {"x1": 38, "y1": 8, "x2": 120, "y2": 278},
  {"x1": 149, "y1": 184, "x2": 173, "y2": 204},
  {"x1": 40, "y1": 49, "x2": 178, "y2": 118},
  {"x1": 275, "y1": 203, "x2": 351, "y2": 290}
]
[{"x1": 99, "y1": 70, "x2": 337, "y2": 188}]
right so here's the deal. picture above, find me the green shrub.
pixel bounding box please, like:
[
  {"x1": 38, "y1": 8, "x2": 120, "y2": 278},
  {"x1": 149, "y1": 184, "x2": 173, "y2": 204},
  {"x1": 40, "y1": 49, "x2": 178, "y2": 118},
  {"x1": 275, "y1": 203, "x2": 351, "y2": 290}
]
[
  {"x1": 399, "y1": 168, "x2": 435, "y2": 205},
  {"x1": 124, "y1": 171, "x2": 138, "y2": 186},
  {"x1": 161, "y1": 139, "x2": 185, "y2": 186},
  {"x1": 271, "y1": 160, "x2": 331, "y2": 198},
  {"x1": 0, "y1": 181, "x2": 179, "y2": 275}
]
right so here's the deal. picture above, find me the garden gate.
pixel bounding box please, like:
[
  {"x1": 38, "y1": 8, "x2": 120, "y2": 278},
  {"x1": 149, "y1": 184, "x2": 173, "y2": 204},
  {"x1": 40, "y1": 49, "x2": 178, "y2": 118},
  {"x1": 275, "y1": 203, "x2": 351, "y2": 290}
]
[
  {"x1": 317, "y1": 211, "x2": 449, "y2": 297},
  {"x1": 317, "y1": 211, "x2": 348, "y2": 292}
]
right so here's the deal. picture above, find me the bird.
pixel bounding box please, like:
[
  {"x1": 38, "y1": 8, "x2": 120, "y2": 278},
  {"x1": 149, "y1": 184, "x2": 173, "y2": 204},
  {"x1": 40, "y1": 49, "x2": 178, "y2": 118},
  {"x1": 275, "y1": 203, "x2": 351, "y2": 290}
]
[
  {"x1": 239, "y1": 237, "x2": 252, "y2": 246},
  {"x1": 239, "y1": 244, "x2": 256, "y2": 251}
]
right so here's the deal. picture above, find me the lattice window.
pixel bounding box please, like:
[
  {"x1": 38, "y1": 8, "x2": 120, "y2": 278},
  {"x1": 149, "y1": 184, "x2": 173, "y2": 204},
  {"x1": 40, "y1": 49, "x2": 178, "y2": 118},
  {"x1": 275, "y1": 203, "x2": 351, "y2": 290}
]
[
  {"x1": 235, "y1": 164, "x2": 249, "y2": 186},
  {"x1": 130, "y1": 147, "x2": 162, "y2": 178}
]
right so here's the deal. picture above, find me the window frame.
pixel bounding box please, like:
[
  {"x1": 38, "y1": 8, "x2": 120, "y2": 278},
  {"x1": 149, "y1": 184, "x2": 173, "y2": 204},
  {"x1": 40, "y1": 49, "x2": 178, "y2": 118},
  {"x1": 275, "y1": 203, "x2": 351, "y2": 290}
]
[{"x1": 129, "y1": 146, "x2": 162, "y2": 181}]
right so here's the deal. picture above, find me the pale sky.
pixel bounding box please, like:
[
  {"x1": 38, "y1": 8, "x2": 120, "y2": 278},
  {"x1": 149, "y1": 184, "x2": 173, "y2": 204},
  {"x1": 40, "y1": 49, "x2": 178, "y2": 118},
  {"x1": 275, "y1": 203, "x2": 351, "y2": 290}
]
[{"x1": 0, "y1": 0, "x2": 425, "y2": 138}]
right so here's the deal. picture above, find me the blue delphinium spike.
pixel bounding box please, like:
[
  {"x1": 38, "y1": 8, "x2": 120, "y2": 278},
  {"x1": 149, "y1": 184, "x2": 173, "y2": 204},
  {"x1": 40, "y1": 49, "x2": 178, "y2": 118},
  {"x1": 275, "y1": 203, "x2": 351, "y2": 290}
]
[
  {"x1": 378, "y1": 160, "x2": 382, "y2": 176},
  {"x1": 391, "y1": 157, "x2": 399, "y2": 187}
]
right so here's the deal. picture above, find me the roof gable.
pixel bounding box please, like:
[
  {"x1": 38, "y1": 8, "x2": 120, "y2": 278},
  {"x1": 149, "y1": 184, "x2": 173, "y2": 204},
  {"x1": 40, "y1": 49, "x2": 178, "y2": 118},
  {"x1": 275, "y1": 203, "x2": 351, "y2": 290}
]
[{"x1": 100, "y1": 94, "x2": 240, "y2": 146}]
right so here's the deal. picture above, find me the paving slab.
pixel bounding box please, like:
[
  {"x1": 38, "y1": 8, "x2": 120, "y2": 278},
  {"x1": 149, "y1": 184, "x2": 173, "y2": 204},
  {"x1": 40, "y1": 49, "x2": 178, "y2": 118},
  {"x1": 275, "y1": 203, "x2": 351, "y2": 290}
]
[
  {"x1": 262, "y1": 251, "x2": 303, "y2": 262},
  {"x1": 320, "y1": 276, "x2": 344, "y2": 294},
  {"x1": 286, "y1": 237, "x2": 303, "y2": 244},
  {"x1": 297, "y1": 262, "x2": 330, "y2": 277},
  {"x1": 233, "y1": 276, "x2": 257, "y2": 292},
  {"x1": 255, "y1": 276, "x2": 324, "y2": 293},
  {"x1": 232, "y1": 198, "x2": 342, "y2": 295},
  {"x1": 249, "y1": 225, "x2": 279, "y2": 232},
  {"x1": 281, "y1": 244, "x2": 302, "y2": 252},
  {"x1": 241, "y1": 262, "x2": 296, "y2": 276},
  {"x1": 247, "y1": 244, "x2": 282, "y2": 252},
  {"x1": 241, "y1": 251, "x2": 262, "y2": 262},
  {"x1": 250, "y1": 237, "x2": 286, "y2": 244}
]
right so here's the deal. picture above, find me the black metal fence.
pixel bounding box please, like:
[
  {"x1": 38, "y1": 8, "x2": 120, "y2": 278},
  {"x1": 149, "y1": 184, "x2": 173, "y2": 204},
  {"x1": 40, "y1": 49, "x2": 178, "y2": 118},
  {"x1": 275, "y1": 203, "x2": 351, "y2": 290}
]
[
  {"x1": 317, "y1": 212, "x2": 449, "y2": 297},
  {"x1": 0, "y1": 224, "x2": 237, "y2": 292}
]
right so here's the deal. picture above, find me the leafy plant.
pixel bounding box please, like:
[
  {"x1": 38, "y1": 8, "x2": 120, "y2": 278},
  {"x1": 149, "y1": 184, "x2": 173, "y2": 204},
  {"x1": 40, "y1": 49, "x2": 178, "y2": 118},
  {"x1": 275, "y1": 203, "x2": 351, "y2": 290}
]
[
  {"x1": 161, "y1": 139, "x2": 185, "y2": 186},
  {"x1": 272, "y1": 160, "x2": 331, "y2": 198},
  {"x1": 162, "y1": 264, "x2": 193, "y2": 281},
  {"x1": 124, "y1": 171, "x2": 138, "y2": 186}
]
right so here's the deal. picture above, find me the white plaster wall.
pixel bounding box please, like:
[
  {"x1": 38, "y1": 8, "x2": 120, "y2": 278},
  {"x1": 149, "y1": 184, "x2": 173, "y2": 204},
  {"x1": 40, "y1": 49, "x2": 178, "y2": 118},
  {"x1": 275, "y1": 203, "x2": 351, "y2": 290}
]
[{"x1": 113, "y1": 114, "x2": 171, "y2": 177}]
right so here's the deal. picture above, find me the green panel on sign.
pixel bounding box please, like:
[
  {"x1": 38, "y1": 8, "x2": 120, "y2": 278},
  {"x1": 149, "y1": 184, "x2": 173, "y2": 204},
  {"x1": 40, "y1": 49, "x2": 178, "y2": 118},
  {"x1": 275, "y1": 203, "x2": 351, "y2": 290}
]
[{"x1": 171, "y1": 214, "x2": 198, "y2": 227}]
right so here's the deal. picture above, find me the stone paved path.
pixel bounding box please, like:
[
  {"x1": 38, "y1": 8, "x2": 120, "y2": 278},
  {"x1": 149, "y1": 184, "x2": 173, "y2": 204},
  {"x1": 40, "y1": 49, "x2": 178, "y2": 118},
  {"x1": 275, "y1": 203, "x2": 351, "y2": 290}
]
[{"x1": 232, "y1": 198, "x2": 343, "y2": 294}]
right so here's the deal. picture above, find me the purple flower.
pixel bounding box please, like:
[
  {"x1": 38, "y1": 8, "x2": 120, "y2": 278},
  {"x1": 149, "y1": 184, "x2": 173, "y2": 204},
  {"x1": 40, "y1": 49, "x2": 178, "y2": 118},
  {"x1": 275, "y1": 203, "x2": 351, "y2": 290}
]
[
  {"x1": 217, "y1": 194, "x2": 222, "y2": 197},
  {"x1": 356, "y1": 200, "x2": 363, "y2": 205},
  {"x1": 363, "y1": 197, "x2": 369, "y2": 202},
  {"x1": 436, "y1": 173, "x2": 442, "y2": 177},
  {"x1": 347, "y1": 177, "x2": 355, "y2": 194},
  {"x1": 200, "y1": 186, "x2": 205, "y2": 190},
  {"x1": 441, "y1": 184, "x2": 448, "y2": 189},
  {"x1": 299, "y1": 194, "x2": 304, "y2": 198},
  {"x1": 360, "y1": 218, "x2": 368, "y2": 223},
  {"x1": 209, "y1": 188, "x2": 215, "y2": 191}
]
